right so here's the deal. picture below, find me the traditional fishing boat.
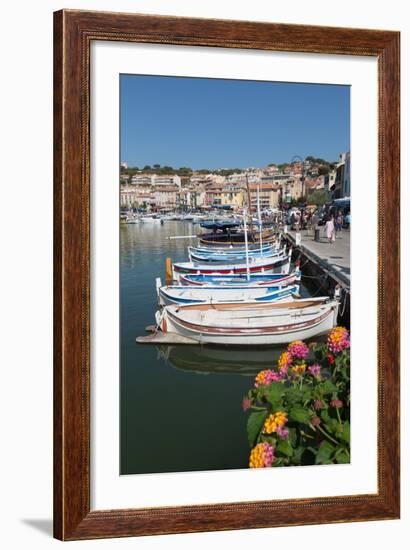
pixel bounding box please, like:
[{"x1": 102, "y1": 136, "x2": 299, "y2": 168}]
[
  {"x1": 153, "y1": 298, "x2": 339, "y2": 346},
  {"x1": 188, "y1": 245, "x2": 285, "y2": 264},
  {"x1": 198, "y1": 232, "x2": 278, "y2": 247},
  {"x1": 179, "y1": 268, "x2": 300, "y2": 287},
  {"x1": 171, "y1": 249, "x2": 292, "y2": 282},
  {"x1": 156, "y1": 280, "x2": 299, "y2": 306},
  {"x1": 190, "y1": 241, "x2": 278, "y2": 254}
]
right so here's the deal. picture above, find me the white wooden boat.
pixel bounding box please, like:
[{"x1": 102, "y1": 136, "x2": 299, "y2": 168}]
[
  {"x1": 140, "y1": 216, "x2": 162, "y2": 224},
  {"x1": 179, "y1": 269, "x2": 300, "y2": 287},
  {"x1": 154, "y1": 298, "x2": 339, "y2": 346},
  {"x1": 172, "y1": 249, "x2": 291, "y2": 282},
  {"x1": 187, "y1": 245, "x2": 284, "y2": 263},
  {"x1": 156, "y1": 279, "x2": 299, "y2": 306},
  {"x1": 192, "y1": 242, "x2": 279, "y2": 254}
]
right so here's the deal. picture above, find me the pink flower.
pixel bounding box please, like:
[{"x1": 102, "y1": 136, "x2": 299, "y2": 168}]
[
  {"x1": 254, "y1": 369, "x2": 283, "y2": 388},
  {"x1": 330, "y1": 399, "x2": 343, "y2": 408},
  {"x1": 277, "y1": 426, "x2": 289, "y2": 440},
  {"x1": 327, "y1": 327, "x2": 350, "y2": 354},
  {"x1": 311, "y1": 416, "x2": 321, "y2": 426},
  {"x1": 313, "y1": 400, "x2": 324, "y2": 410},
  {"x1": 242, "y1": 398, "x2": 252, "y2": 412},
  {"x1": 308, "y1": 363, "x2": 321, "y2": 378},
  {"x1": 287, "y1": 340, "x2": 309, "y2": 360}
]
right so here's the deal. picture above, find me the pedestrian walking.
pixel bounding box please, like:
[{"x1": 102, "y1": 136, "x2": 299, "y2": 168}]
[{"x1": 325, "y1": 215, "x2": 336, "y2": 244}]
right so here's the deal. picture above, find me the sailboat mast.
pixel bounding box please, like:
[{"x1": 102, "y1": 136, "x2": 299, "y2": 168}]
[
  {"x1": 257, "y1": 185, "x2": 263, "y2": 255},
  {"x1": 245, "y1": 172, "x2": 254, "y2": 242},
  {"x1": 243, "y1": 207, "x2": 250, "y2": 281}
]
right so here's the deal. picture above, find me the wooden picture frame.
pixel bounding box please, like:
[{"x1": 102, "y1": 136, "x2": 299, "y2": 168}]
[{"x1": 53, "y1": 9, "x2": 400, "y2": 540}]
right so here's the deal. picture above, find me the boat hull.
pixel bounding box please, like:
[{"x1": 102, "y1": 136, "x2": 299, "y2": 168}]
[
  {"x1": 157, "y1": 300, "x2": 339, "y2": 345},
  {"x1": 158, "y1": 284, "x2": 298, "y2": 307},
  {"x1": 179, "y1": 270, "x2": 299, "y2": 287},
  {"x1": 172, "y1": 253, "x2": 291, "y2": 282}
]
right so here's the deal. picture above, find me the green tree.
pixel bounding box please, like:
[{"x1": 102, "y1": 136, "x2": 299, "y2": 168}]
[{"x1": 308, "y1": 189, "x2": 331, "y2": 206}]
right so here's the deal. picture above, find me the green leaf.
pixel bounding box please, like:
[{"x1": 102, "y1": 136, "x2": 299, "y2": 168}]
[
  {"x1": 320, "y1": 380, "x2": 338, "y2": 394},
  {"x1": 290, "y1": 446, "x2": 305, "y2": 464},
  {"x1": 289, "y1": 405, "x2": 312, "y2": 425},
  {"x1": 322, "y1": 417, "x2": 341, "y2": 435},
  {"x1": 264, "y1": 382, "x2": 284, "y2": 406},
  {"x1": 315, "y1": 440, "x2": 336, "y2": 464},
  {"x1": 276, "y1": 439, "x2": 294, "y2": 457},
  {"x1": 288, "y1": 427, "x2": 297, "y2": 446},
  {"x1": 247, "y1": 410, "x2": 268, "y2": 447},
  {"x1": 340, "y1": 421, "x2": 350, "y2": 443},
  {"x1": 284, "y1": 387, "x2": 304, "y2": 405},
  {"x1": 335, "y1": 448, "x2": 350, "y2": 464}
]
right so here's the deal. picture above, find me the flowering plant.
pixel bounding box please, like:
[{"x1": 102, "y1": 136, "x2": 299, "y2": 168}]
[{"x1": 243, "y1": 327, "x2": 350, "y2": 468}]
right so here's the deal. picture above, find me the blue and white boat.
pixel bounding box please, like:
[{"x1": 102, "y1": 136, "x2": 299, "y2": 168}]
[
  {"x1": 179, "y1": 268, "x2": 300, "y2": 287},
  {"x1": 188, "y1": 245, "x2": 286, "y2": 264},
  {"x1": 190, "y1": 242, "x2": 277, "y2": 254},
  {"x1": 172, "y1": 249, "x2": 291, "y2": 282},
  {"x1": 156, "y1": 279, "x2": 299, "y2": 307}
]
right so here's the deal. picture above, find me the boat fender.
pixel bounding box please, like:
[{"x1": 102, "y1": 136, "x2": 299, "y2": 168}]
[
  {"x1": 155, "y1": 277, "x2": 162, "y2": 297},
  {"x1": 334, "y1": 284, "x2": 342, "y2": 300}
]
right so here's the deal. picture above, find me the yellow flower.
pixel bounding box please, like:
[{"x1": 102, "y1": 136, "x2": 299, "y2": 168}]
[
  {"x1": 249, "y1": 442, "x2": 274, "y2": 468},
  {"x1": 278, "y1": 351, "x2": 292, "y2": 372},
  {"x1": 263, "y1": 411, "x2": 288, "y2": 434},
  {"x1": 292, "y1": 362, "x2": 307, "y2": 376}
]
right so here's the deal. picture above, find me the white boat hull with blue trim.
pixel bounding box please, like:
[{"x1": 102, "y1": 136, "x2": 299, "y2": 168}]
[{"x1": 157, "y1": 280, "x2": 299, "y2": 307}]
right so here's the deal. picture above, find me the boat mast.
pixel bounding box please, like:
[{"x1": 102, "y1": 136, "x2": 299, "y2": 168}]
[
  {"x1": 243, "y1": 207, "x2": 251, "y2": 281},
  {"x1": 257, "y1": 184, "x2": 263, "y2": 255},
  {"x1": 245, "y1": 172, "x2": 254, "y2": 242}
]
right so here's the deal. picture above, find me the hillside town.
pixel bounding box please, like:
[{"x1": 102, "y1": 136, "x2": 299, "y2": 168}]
[{"x1": 120, "y1": 153, "x2": 350, "y2": 212}]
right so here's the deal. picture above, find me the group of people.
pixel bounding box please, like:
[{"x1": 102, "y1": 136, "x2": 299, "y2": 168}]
[
  {"x1": 287, "y1": 207, "x2": 351, "y2": 245},
  {"x1": 324, "y1": 211, "x2": 351, "y2": 244}
]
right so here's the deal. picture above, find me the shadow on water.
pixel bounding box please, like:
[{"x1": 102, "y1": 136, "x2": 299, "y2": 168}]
[{"x1": 156, "y1": 344, "x2": 285, "y2": 376}]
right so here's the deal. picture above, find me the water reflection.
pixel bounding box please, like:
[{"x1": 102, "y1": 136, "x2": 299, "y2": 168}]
[{"x1": 156, "y1": 344, "x2": 285, "y2": 376}]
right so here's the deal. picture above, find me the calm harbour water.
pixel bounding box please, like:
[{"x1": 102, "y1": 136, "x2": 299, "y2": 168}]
[{"x1": 120, "y1": 221, "x2": 303, "y2": 475}]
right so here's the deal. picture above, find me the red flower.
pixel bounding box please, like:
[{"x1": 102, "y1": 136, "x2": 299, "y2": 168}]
[
  {"x1": 330, "y1": 399, "x2": 343, "y2": 409},
  {"x1": 326, "y1": 353, "x2": 335, "y2": 365},
  {"x1": 242, "y1": 398, "x2": 252, "y2": 412}
]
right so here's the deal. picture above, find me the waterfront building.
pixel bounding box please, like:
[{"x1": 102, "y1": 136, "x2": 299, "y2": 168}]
[
  {"x1": 249, "y1": 183, "x2": 280, "y2": 210},
  {"x1": 221, "y1": 186, "x2": 245, "y2": 209},
  {"x1": 333, "y1": 152, "x2": 351, "y2": 199},
  {"x1": 130, "y1": 173, "x2": 182, "y2": 188},
  {"x1": 154, "y1": 186, "x2": 179, "y2": 209}
]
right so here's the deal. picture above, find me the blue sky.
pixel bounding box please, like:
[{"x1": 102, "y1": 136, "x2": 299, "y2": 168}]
[{"x1": 120, "y1": 75, "x2": 350, "y2": 169}]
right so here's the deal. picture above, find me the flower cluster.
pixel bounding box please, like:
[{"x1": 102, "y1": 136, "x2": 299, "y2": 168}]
[
  {"x1": 243, "y1": 328, "x2": 350, "y2": 469},
  {"x1": 287, "y1": 340, "x2": 309, "y2": 360},
  {"x1": 249, "y1": 442, "x2": 275, "y2": 468},
  {"x1": 291, "y1": 362, "x2": 306, "y2": 376},
  {"x1": 308, "y1": 363, "x2": 321, "y2": 378},
  {"x1": 263, "y1": 411, "x2": 288, "y2": 434},
  {"x1": 327, "y1": 326, "x2": 350, "y2": 354},
  {"x1": 254, "y1": 369, "x2": 282, "y2": 388},
  {"x1": 278, "y1": 351, "x2": 293, "y2": 373}
]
